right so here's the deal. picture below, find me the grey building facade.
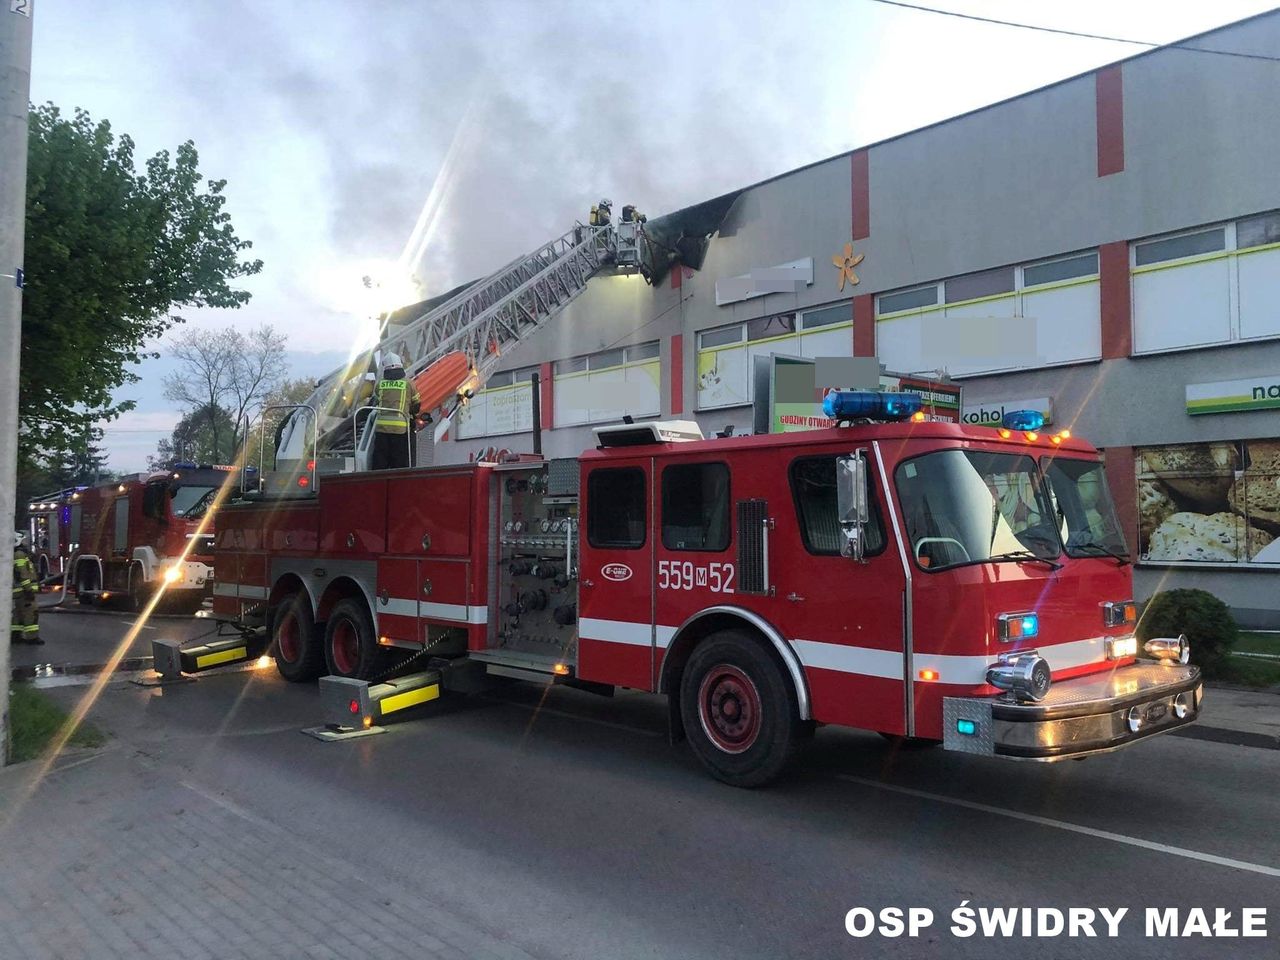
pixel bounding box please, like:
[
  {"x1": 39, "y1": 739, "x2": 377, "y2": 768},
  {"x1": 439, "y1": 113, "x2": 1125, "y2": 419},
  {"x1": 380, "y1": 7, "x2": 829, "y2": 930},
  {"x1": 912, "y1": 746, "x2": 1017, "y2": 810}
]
[{"x1": 436, "y1": 11, "x2": 1280, "y2": 625}]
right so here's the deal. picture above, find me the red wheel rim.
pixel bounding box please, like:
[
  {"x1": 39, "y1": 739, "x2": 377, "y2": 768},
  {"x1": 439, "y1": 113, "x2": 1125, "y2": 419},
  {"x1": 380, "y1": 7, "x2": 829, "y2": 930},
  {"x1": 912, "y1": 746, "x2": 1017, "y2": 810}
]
[
  {"x1": 277, "y1": 611, "x2": 301, "y2": 663},
  {"x1": 331, "y1": 618, "x2": 359, "y2": 675},
  {"x1": 697, "y1": 664, "x2": 762, "y2": 754}
]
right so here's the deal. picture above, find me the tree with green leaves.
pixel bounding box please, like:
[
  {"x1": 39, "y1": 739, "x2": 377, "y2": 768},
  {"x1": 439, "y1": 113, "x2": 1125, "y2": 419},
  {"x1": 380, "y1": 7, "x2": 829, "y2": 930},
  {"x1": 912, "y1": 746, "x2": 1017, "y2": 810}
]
[
  {"x1": 20, "y1": 103, "x2": 263, "y2": 474},
  {"x1": 147, "y1": 404, "x2": 238, "y2": 471}
]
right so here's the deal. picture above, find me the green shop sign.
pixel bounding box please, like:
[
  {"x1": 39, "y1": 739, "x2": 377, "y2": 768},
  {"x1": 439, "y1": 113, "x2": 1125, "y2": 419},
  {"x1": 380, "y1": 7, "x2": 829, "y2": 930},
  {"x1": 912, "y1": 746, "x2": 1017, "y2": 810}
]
[{"x1": 1186, "y1": 376, "x2": 1280, "y2": 416}]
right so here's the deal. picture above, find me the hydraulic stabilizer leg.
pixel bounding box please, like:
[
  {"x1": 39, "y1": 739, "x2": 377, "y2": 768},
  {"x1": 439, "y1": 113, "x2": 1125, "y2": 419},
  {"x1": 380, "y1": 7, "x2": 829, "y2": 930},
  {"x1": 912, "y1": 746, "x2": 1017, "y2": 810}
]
[
  {"x1": 146, "y1": 634, "x2": 264, "y2": 683},
  {"x1": 303, "y1": 671, "x2": 441, "y2": 741}
]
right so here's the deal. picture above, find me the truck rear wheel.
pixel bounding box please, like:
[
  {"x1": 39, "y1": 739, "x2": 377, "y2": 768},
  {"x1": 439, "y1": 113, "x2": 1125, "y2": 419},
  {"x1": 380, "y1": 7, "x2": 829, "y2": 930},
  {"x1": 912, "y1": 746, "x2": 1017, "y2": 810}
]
[
  {"x1": 272, "y1": 593, "x2": 324, "y2": 682},
  {"x1": 679, "y1": 630, "x2": 801, "y2": 788},
  {"x1": 323, "y1": 598, "x2": 380, "y2": 680}
]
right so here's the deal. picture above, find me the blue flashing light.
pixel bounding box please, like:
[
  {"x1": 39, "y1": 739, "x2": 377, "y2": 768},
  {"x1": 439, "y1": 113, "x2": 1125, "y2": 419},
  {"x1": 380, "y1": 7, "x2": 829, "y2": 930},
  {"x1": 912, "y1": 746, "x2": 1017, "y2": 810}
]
[
  {"x1": 956, "y1": 718, "x2": 978, "y2": 736},
  {"x1": 1020, "y1": 614, "x2": 1039, "y2": 639},
  {"x1": 172, "y1": 461, "x2": 198, "y2": 470},
  {"x1": 1001, "y1": 409, "x2": 1045, "y2": 431},
  {"x1": 823, "y1": 390, "x2": 923, "y2": 422}
]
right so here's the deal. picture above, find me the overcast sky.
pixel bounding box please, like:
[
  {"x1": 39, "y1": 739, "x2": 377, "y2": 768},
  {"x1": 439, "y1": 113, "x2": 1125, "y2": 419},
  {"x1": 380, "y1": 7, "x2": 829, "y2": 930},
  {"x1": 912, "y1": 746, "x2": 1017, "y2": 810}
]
[{"x1": 28, "y1": 0, "x2": 1279, "y2": 470}]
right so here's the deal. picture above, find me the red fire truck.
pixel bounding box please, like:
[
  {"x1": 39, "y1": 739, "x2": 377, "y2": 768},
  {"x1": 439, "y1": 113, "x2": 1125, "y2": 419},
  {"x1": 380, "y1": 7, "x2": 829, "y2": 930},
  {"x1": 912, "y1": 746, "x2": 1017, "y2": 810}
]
[
  {"x1": 211, "y1": 395, "x2": 1200, "y2": 785},
  {"x1": 69, "y1": 465, "x2": 232, "y2": 612},
  {"x1": 25, "y1": 487, "x2": 84, "y2": 584}
]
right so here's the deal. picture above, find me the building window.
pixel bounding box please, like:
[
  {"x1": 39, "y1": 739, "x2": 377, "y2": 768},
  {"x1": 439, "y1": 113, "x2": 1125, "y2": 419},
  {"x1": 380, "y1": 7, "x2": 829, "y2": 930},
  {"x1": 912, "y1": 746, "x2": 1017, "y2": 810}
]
[
  {"x1": 695, "y1": 304, "x2": 852, "y2": 411},
  {"x1": 553, "y1": 341, "x2": 661, "y2": 427},
  {"x1": 662, "y1": 462, "x2": 730, "y2": 552},
  {"x1": 587, "y1": 468, "x2": 646, "y2": 549},
  {"x1": 1237, "y1": 211, "x2": 1280, "y2": 250},
  {"x1": 698, "y1": 325, "x2": 742, "y2": 349},
  {"x1": 944, "y1": 267, "x2": 1014, "y2": 304},
  {"x1": 1022, "y1": 252, "x2": 1099, "y2": 288},
  {"x1": 455, "y1": 366, "x2": 538, "y2": 439},
  {"x1": 801, "y1": 305, "x2": 849, "y2": 329},
  {"x1": 1136, "y1": 440, "x2": 1280, "y2": 566},
  {"x1": 1132, "y1": 212, "x2": 1280, "y2": 354},
  {"x1": 789, "y1": 455, "x2": 885, "y2": 557},
  {"x1": 877, "y1": 285, "x2": 937, "y2": 315},
  {"x1": 875, "y1": 250, "x2": 1100, "y2": 378},
  {"x1": 1134, "y1": 228, "x2": 1225, "y2": 267}
]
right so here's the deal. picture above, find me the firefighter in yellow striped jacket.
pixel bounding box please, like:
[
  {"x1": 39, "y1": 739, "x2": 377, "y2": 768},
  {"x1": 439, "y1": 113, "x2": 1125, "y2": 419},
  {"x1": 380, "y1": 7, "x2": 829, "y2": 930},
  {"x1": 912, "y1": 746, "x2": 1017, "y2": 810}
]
[
  {"x1": 371, "y1": 353, "x2": 420, "y2": 471},
  {"x1": 11, "y1": 531, "x2": 42, "y2": 645}
]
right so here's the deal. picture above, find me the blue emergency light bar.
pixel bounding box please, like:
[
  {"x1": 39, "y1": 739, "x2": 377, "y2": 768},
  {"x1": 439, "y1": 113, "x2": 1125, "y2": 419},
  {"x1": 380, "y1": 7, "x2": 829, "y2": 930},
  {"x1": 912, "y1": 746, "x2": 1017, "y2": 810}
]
[
  {"x1": 823, "y1": 390, "x2": 923, "y2": 422},
  {"x1": 1001, "y1": 409, "x2": 1045, "y2": 431}
]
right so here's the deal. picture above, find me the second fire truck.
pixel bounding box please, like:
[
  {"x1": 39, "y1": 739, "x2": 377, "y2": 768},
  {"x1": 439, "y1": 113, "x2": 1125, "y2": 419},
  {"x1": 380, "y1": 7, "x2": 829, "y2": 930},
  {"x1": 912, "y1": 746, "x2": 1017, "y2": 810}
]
[
  {"x1": 211, "y1": 393, "x2": 1201, "y2": 786},
  {"x1": 68, "y1": 464, "x2": 233, "y2": 612}
]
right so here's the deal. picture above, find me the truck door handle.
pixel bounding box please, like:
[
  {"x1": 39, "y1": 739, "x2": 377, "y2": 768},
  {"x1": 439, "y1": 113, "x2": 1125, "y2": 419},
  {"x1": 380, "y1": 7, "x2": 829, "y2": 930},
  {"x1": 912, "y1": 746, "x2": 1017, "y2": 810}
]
[
  {"x1": 786, "y1": 592, "x2": 805, "y2": 602},
  {"x1": 582, "y1": 579, "x2": 594, "y2": 588}
]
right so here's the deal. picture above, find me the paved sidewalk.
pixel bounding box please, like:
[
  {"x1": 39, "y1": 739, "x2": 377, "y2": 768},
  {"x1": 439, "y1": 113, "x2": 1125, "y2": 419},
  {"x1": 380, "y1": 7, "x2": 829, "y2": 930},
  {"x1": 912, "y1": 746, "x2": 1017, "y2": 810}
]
[{"x1": 0, "y1": 745, "x2": 539, "y2": 960}]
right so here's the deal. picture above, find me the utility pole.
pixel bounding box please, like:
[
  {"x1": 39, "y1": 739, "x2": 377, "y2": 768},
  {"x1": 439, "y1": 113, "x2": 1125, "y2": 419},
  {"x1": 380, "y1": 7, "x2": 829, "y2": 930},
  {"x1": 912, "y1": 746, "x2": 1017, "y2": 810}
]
[{"x1": 0, "y1": 0, "x2": 34, "y2": 763}]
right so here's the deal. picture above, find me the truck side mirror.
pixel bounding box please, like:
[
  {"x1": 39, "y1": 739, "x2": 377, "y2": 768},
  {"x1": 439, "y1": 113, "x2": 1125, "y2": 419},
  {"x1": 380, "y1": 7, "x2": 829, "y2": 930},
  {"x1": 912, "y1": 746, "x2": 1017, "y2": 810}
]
[{"x1": 836, "y1": 452, "x2": 870, "y2": 561}]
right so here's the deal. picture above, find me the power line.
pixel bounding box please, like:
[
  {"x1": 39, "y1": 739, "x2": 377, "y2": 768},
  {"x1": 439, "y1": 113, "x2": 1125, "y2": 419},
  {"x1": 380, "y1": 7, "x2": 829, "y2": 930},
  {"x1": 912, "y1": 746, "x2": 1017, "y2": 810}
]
[{"x1": 865, "y1": 0, "x2": 1280, "y2": 64}]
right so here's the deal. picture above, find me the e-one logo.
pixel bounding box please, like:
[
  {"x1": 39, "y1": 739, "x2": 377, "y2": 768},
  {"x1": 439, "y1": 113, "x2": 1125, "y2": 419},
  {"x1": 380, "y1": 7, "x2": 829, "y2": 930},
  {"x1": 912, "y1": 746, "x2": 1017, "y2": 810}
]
[{"x1": 601, "y1": 563, "x2": 633, "y2": 582}]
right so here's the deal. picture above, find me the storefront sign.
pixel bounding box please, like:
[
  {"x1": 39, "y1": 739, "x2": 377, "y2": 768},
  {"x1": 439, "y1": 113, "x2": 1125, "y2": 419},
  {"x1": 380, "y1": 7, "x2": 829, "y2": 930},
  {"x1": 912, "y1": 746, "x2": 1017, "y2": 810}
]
[
  {"x1": 961, "y1": 397, "x2": 1054, "y2": 427},
  {"x1": 1186, "y1": 377, "x2": 1280, "y2": 415},
  {"x1": 754, "y1": 355, "x2": 962, "y2": 433}
]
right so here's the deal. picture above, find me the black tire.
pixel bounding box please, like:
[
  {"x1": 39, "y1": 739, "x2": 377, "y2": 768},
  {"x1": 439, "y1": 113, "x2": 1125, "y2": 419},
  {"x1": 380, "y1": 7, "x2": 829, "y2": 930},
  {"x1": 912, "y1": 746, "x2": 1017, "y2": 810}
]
[
  {"x1": 124, "y1": 564, "x2": 148, "y2": 613},
  {"x1": 36, "y1": 555, "x2": 49, "y2": 584},
  {"x1": 271, "y1": 593, "x2": 324, "y2": 682},
  {"x1": 76, "y1": 562, "x2": 98, "y2": 605},
  {"x1": 679, "y1": 630, "x2": 801, "y2": 788},
  {"x1": 323, "y1": 597, "x2": 381, "y2": 680}
]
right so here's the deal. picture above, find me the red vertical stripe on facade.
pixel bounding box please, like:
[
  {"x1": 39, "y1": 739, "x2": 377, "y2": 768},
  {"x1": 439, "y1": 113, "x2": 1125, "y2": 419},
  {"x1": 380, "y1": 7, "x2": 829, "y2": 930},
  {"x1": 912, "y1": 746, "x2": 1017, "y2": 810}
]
[
  {"x1": 539, "y1": 362, "x2": 553, "y2": 430},
  {"x1": 1099, "y1": 240, "x2": 1132, "y2": 359},
  {"x1": 1095, "y1": 64, "x2": 1125, "y2": 177},
  {"x1": 670, "y1": 334, "x2": 684, "y2": 415},
  {"x1": 853, "y1": 294, "x2": 875, "y2": 357},
  {"x1": 1103, "y1": 447, "x2": 1138, "y2": 553},
  {"x1": 670, "y1": 265, "x2": 682, "y2": 289},
  {"x1": 851, "y1": 150, "x2": 870, "y2": 241}
]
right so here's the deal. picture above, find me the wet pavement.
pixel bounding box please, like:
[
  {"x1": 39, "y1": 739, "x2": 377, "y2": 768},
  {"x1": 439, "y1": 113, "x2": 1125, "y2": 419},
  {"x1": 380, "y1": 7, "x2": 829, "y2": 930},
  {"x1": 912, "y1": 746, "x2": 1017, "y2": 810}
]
[{"x1": 1, "y1": 618, "x2": 1278, "y2": 959}]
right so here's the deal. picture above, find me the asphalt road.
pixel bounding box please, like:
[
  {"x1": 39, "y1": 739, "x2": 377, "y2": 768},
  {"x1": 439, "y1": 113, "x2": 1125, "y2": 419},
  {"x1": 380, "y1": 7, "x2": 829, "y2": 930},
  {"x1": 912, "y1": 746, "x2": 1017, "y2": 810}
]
[
  {"x1": 26, "y1": 619, "x2": 1280, "y2": 959},
  {"x1": 9, "y1": 597, "x2": 215, "y2": 674}
]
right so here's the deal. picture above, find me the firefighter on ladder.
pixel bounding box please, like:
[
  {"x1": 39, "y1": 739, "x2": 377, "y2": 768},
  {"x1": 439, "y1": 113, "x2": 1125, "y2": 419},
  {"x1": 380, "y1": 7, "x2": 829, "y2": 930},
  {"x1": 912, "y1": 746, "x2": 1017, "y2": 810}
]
[
  {"x1": 11, "y1": 531, "x2": 42, "y2": 645},
  {"x1": 372, "y1": 352, "x2": 421, "y2": 471}
]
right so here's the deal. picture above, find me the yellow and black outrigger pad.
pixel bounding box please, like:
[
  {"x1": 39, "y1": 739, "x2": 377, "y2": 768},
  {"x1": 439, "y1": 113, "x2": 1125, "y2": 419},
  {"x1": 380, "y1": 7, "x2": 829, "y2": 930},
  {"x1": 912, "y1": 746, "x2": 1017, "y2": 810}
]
[{"x1": 304, "y1": 672, "x2": 442, "y2": 741}]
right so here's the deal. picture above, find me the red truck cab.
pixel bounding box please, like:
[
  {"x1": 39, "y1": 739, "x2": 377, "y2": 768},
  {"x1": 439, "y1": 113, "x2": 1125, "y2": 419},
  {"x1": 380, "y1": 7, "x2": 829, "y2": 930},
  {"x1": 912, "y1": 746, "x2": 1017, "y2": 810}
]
[{"x1": 70, "y1": 465, "x2": 229, "y2": 611}]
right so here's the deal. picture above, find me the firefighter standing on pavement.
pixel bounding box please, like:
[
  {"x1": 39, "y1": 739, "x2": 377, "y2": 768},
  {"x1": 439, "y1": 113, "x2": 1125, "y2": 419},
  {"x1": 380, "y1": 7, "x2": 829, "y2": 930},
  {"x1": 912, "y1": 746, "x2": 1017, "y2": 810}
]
[
  {"x1": 372, "y1": 352, "x2": 421, "y2": 471},
  {"x1": 11, "y1": 531, "x2": 42, "y2": 645}
]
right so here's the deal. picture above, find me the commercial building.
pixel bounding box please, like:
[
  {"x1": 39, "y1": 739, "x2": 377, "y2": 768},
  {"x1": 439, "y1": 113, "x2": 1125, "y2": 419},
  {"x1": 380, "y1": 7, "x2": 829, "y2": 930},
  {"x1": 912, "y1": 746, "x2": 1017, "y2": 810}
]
[{"x1": 437, "y1": 10, "x2": 1280, "y2": 625}]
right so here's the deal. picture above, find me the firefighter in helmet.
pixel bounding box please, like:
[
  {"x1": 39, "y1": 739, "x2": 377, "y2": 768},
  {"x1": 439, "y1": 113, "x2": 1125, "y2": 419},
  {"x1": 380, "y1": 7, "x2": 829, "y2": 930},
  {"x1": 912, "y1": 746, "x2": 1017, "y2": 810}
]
[
  {"x1": 11, "y1": 531, "x2": 42, "y2": 645},
  {"x1": 589, "y1": 198, "x2": 613, "y2": 227},
  {"x1": 372, "y1": 352, "x2": 421, "y2": 471}
]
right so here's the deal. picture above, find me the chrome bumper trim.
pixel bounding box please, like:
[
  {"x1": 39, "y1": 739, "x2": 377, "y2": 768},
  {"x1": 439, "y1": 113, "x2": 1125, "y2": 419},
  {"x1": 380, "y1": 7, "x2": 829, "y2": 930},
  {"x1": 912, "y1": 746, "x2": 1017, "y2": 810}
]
[{"x1": 944, "y1": 662, "x2": 1201, "y2": 761}]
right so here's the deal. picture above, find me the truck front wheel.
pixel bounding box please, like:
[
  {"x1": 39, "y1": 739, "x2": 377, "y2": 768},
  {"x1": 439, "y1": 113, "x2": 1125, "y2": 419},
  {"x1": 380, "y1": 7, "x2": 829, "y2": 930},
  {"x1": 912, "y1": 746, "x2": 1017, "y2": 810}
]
[
  {"x1": 679, "y1": 630, "x2": 801, "y2": 788},
  {"x1": 272, "y1": 593, "x2": 324, "y2": 682},
  {"x1": 323, "y1": 598, "x2": 380, "y2": 680}
]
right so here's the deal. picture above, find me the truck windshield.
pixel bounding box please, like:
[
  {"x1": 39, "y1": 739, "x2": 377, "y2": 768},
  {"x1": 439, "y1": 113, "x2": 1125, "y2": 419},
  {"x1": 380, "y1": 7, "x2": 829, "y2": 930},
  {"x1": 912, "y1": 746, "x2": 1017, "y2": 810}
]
[
  {"x1": 171, "y1": 485, "x2": 219, "y2": 519},
  {"x1": 1042, "y1": 457, "x2": 1129, "y2": 559},
  {"x1": 895, "y1": 450, "x2": 1061, "y2": 571}
]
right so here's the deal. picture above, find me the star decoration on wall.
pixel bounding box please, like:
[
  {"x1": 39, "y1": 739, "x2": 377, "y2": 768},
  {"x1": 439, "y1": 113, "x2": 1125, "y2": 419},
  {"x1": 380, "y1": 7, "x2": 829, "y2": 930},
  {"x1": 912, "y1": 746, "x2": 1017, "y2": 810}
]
[{"x1": 832, "y1": 242, "x2": 865, "y2": 291}]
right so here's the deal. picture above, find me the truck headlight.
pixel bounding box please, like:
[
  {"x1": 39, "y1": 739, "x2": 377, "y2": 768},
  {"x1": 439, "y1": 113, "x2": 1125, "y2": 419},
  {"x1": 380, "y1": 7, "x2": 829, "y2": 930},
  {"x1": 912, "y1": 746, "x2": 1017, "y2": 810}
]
[
  {"x1": 163, "y1": 566, "x2": 183, "y2": 584},
  {"x1": 1106, "y1": 636, "x2": 1138, "y2": 660},
  {"x1": 1142, "y1": 634, "x2": 1189, "y2": 665},
  {"x1": 986, "y1": 653, "x2": 1052, "y2": 702}
]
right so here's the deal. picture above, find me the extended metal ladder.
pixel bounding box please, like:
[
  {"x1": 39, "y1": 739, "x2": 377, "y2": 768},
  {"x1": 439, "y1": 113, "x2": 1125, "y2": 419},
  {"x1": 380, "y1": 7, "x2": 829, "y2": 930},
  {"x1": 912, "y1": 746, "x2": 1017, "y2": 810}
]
[{"x1": 278, "y1": 221, "x2": 638, "y2": 465}]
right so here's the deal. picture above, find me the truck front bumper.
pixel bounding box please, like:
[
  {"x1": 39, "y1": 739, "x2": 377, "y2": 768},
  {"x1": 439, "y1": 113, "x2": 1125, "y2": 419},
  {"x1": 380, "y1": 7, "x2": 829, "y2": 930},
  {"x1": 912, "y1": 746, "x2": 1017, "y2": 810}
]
[{"x1": 943, "y1": 661, "x2": 1202, "y2": 760}]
